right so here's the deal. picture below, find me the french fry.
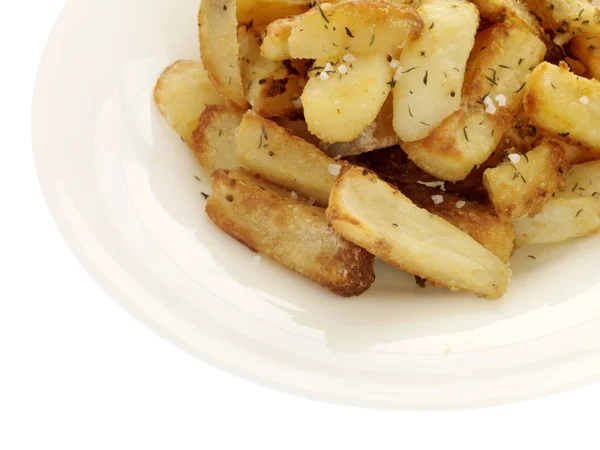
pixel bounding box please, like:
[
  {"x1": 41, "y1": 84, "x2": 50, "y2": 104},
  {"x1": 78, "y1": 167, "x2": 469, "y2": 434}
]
[
  {"x1": 327, "y1": 166, "x2": 511, "y2": 298},
  {"x1": 302, "y1": 53, "x2": 392, "y2": 143},
  {"x1": 402, "y1": 23, "x2": 546, "y2": 182},
  {"x1": 319, "y1": 95, "x2": 399, "y2": 158},
  {"x1": 483, "y1": 141, "x2": 568, "y2": 221},
  {"x1": 237, "y1": 0, "x2": 312, "y2": 27},
  {"x1": 523, "y1": 0, "x2": 600, "y2": 45},
  {"x1": 393, "y1": 0, "x2": 479, "y2": 142},
  {"x1": 237, "y1": 0, "x2": 423, "y2": 27},
  {"x1": 153, "y1": 60, "x2": 226, "y2": 146},
  {"x1": 235, "y1": 111, "x2": 338, "y2": 206},
  {"x1": 514, "y1": 161, "x2": 600, "y2": 246},
  {"x1": 207, "y1": 168, "x2": 375, "y2": 296},
  {"x1": 261, "y1": 1, "x2": 424, "y2": 60},
  {"x1": 567, "y1": 35, "x2": 600, "y2": 80},
  {"x1": 524, "y1": 62, "x2": 600, "y2": 150},
  {"x1": 400, "y1": 184, "x2": 516, "y2": 262},
  {"x1": 483, "y1": 107, "x2": 600, "y2": 166},
  {"x1": 199, "y1": 0, "x2": 247, "y2": 108},
  {"x1": 191, "y1": 106, "x2": 244, "y2": 173},
  {"x1": 469, "y1": 0, "x2": 546, "y2": 40}
]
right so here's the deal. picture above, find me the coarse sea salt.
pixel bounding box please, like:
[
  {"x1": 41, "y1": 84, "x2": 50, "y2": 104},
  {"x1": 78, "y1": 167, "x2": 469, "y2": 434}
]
[
  {"x1": 431, "y1": 194, "x2": 444, "y2": 205},
  {"x1": 456, "y1": 200, "x2": 466, "y2": 209},
  {"x1": 343, "y1": 54, "x2": 356, "y2": 62},
  {"x1": 338, "y1": 64, "x2": 348, "y2": 74},
  {"x1": 319, "y1": 71, "x2": 330, "y2": 81},
  {"x1": 484, "y1": 96, "x2": 496, "y2": 114},
  {"x1": 328, "y1": 164, "x2": 342, "y2": 176},
  {"x1": 390, "y1": 59, "x2": 400, "y2": 69},
  {"x1": 508, "y1": 153, "x2": 521, "y2": 164},
  {"x1": 495, "y1": 94, "x2": 507, "y2": 107},
  {"x1": 580, "y1": 96, "x2": 590, "y2": 105},
  {"x1": 393, "y1": 67, "x2": 404, "y2": 80}
]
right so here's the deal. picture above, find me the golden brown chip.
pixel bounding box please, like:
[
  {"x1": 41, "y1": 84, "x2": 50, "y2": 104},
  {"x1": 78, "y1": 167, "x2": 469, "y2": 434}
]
[{"x1": 207, "y1": 168, "x2": 375, "y2": 296}]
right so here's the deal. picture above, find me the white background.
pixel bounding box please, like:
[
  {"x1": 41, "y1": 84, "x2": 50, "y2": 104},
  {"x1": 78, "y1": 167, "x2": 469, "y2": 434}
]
[{"x1": 1, "y1": 1, "x2": 600, "y2": 449}]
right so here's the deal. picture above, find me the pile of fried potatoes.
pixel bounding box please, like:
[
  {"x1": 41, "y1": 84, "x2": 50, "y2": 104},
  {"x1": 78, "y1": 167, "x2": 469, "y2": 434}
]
[{"x1": 154, "y1": 0, "x2": 600, "y2": 299}]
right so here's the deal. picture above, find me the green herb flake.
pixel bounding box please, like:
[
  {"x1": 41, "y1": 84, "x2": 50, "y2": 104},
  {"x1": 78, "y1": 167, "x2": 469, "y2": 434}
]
[
  {"x1": 318, "y1": 5, "x2": 330, "y2": 23},
  {"x1": 514, "y1": 82, "x2": 527, "y2": 93}
]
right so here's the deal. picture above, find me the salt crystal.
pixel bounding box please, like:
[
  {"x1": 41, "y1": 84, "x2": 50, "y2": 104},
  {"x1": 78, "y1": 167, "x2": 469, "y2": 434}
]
[
  {"x1": 393, "y1": 67, "x2": 404, "y2": 80},
  {"x1": 328, "y1": 164, "x2": 342, "y2": 176},
  {"x1": 431, "y1": 195, "x2": 444, "y2": 205},
  {"x1": 484, "y1": 96, "x2": 496, "y2": 114},
  {"x1": 508, "y1": 153, "x2": 521, "y2": 164}
]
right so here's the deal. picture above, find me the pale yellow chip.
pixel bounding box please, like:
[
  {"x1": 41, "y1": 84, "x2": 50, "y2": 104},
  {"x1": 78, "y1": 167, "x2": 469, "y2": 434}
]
[
  {"x1": 327, "y1": 166, "x2": 512, "y2": 299},
  {"x1": 199, "y1": 0, "x2": 247, "y2": 108},
  {"x1": 525, "y1": 62, "x2": 600, "y2": 150},
  {"x1": 235, "y1": 111, "x2": 338, "y2": 206},
  {"x1": 261, "y1": 1, "x2": 424, "y2": 60},
  {"x1": 483, "y1": 142, "x2": 568, "y2": 221},
  {"x1": 154, "y1": 60, "x2": 226, "y2": 146}
]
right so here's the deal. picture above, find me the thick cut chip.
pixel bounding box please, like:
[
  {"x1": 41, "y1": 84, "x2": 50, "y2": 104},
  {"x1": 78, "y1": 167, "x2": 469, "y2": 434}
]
[
  {"x1": 237, "y1": 0, "x2": 423, "y2": 27},
  {"x1": 320, "y1": 95, "x2": 399, "y2": 158},
  {"x1": 400, "y1": 184, "x2": 516, "y2": 263},
  {"x1": 237, "y1": 0, "x2": 312, "y2": 27},
  {"x1": 261, "y1": 1, "x2": 424, "y2": 60},
  {"x1": 483, "y1": 142, "x2": 568, "y2": 221},
  {"x1": 402, "y1": 23, "x2": 546, "y2": 182},
  {"x1": 484, "y1": 107, "x2": 600, "y2": 166},
  {"x1": 327, "y1": 166, "x2": 511, "y2": 298},
  {"x1": 567, "y1": 35, "x2": 600, "y2": 80},
  {"x1": 207, "y1": 168, "x2": 375, "y2": 296},
  {"x1": 523, "y1": 0, "x2": 600, "y2": 45},
  {"x1": 235, "y1": 111, "x2": 338, "y2": 206},
  {"x1": 514, "y1": 161, "x2": 600, "y2": 246},
  {"x1": 469, "y1": 0, "x2": 546, "y2": 40},
  {"x1": 302, "y1": 53, "x2": 392, "y2": 143},
  {"x1": 524, "y1": 62, "x2": 600, "y2": 150},
  {"x1": 393, "y1": 0, "x2": 479, "y2": 142},
  {"x1": 154, "y1": 60, "x2": 226, "y2": 146},
  {"x1": 238, "y1": 26, "x2": 308, "y2": 118},
  {"x1": 199, "y1": 0, "x2": 247, "y2": 108},
  {"x1": 191, "y1": 106, "x2": 244, "y2": 173}
]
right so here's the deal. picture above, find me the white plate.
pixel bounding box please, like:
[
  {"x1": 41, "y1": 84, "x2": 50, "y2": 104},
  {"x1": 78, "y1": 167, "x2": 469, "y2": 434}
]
[{"x1": 33, "y1": 0, "x2": 600, "y2": 409}]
